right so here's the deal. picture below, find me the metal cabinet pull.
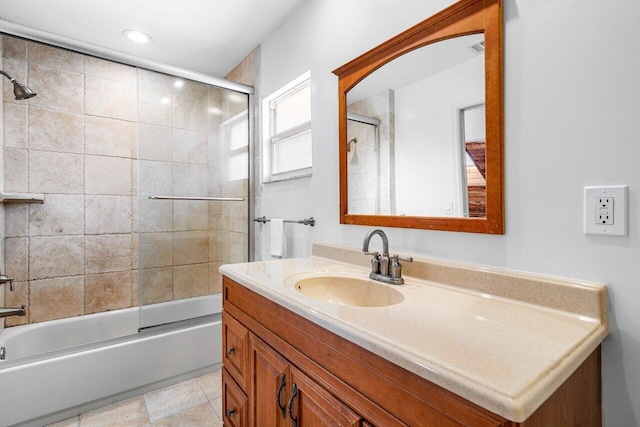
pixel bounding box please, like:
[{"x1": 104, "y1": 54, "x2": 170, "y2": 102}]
[
  {"x1": 226, "y1": 408, "x2": 236, "y2": 418},
  {"x1": 226, "y1": 347, "x2": 235, "y2": 355},
  {"x1": 276, "y1": 373, "x2": 287, "y2": 419},
  {"x1": 287, "y1": 383, "x2": 298, "y2": 427}
]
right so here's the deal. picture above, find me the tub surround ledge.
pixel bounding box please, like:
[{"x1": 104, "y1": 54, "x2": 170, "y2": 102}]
[
  {"x1": 0, "y1": 192, "x2": 45, "y2": 203},
  {"x1": 219, "y1": 242, "x2": 609, "y2": 423}
]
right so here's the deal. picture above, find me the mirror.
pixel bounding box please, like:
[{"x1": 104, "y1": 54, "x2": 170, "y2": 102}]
[
  {"x1": 346, "y1": 34, "x2": 486, "y2": 218},
  {"x1": 334, "y1": 0, "x2": 503, "y2": 233}
]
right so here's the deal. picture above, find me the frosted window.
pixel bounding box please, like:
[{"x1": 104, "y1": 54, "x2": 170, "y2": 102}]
[
  {"x1": 229, "y1": 116, "x2": 248, "y2": 150},
  {"x1": 229, "y1": 151, "x2": 248, "y2": 181},
  {"x1": 272, "y1": 130, "x2": 312, "y2": 175},
  {"x1": 262, "y1": 72, "x2": 313, "y2": 182},
  {"x1": 275, "y1": 85, "x2": 311, "y2": 134}
]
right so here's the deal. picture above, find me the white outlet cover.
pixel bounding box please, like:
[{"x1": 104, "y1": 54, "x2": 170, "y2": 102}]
[{"x1": 584, "y1": 186, "x2": 628, "y2": 236}]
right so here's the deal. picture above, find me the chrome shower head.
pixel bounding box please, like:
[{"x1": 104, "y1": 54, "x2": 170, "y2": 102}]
[
  {"x1": 0, "y1": 70, "x2": 37, "y2": 100},
  {"x1": 12, "y1": 80, "x2": 37, "y2": 100}
]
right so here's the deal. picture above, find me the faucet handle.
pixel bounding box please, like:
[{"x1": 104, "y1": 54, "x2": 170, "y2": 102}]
[
  {"x1": 391, "y1": 255, "x2": 413, "y2": 263},
  {"x1": 364, "y1": 251, "x2": 381, "y2": 275}
]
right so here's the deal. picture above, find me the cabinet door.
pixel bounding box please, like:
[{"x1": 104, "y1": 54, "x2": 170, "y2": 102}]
[
  {"x1": 223, "y1": 312, "x2": 250, "y2": 390},
  {"x1": 288, "y1": 367, "x2": 363, "y2": 427},
  {"x1": 249, "y1": 334, "x2": 291, "y2": 427},
  {"x1": 223, "y1": 368, "x2": 248, "y2": 427}
]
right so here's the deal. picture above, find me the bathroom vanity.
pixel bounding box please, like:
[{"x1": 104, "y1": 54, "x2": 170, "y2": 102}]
[{"x1": 219, "y1": 244, "x2": 608, "y2": 426}]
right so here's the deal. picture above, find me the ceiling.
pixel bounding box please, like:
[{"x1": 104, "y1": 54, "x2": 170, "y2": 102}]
[{"x1": 0, "y1": 0, "x2": 305, "y2": 77}]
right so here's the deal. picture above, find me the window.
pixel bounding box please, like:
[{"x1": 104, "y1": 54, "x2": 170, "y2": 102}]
[
  {"x1": 262, "y1": 72, "x2": 312, "y2": 182},
  {"x1": 223, "y1": 110, "x2": 249, "y2": 181}
]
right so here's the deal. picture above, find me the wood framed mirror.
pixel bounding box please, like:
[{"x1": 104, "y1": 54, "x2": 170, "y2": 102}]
[{"x1": 333, "y1": 0, "x2": 503, "y2": 233}]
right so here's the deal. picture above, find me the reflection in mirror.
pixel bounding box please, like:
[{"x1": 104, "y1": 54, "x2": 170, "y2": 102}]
[
  {"x1": 347, "y1": 111, "x2": 388, "y2": 215},
  {"x1": 462, "y1": 104, "x2": 486, "y2": 217},
  {"x1": 346, "y1": 34, "x2": 485, "y2": 218}
]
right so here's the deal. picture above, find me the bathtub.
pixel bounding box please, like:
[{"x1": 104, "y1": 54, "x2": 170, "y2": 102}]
[{"x1": 0, "y1": 294, "x2": 222, "y2": 427}]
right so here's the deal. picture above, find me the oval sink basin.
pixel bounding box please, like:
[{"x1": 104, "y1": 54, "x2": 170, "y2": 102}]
[{"x1": 293, "y1": 276, "x2": 404, "y2": 307}]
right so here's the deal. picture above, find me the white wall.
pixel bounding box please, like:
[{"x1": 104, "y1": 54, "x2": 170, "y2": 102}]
[
  {"x1": 395, "y1": 55, "x2": 484, "y2": 216},
  {"x1": 259, "y1": 1, "x2": 640, "y2": 424}
]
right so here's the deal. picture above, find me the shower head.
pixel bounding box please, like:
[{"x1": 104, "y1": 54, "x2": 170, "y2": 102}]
[
  {"x1": 0, "y1": 70, "x2": 37, "y2": 100},
  {"x1": 347, "y1": 137, "x2": 358, "y2": 152}
]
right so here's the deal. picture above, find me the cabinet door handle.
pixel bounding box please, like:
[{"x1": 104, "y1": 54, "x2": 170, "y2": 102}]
[
  {"x1": 226, "y1": 347, "x2": 235, "y2": 355},
  {"x1": 287, "y1": 383, "x2": 298, "y2": 427},
  {"x1": 276, "y1": 373, "x2": 287, "y2": 419},
  {"x1": 226, "y1": 408, "x2": 236, "y2": 418}
]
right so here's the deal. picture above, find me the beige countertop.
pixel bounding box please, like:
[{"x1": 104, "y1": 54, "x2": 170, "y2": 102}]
[{"x1": 219, "y1": 243, "x2": 609, "y2": 422}]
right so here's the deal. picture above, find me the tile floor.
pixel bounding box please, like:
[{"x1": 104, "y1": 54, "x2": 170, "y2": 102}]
[{"x1": 47, "y1": 370, "x2": 223, "y2": 427}]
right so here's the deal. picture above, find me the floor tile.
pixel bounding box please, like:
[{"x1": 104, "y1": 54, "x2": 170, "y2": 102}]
[
  {"x1": 144, "y1": 379, "x2": 209, "y2": 422},
  {"x1": 47, "y1": 417, "x2": 80, "y2": 427},
  {"x1": 45, "y1": 371, "x2": 221, "y2": 427},
  {"x1": 80, "y1": 396, "x2": 150, "y2": 427},
  {"x1": 197, "y1": 370, "x2": 222, "y2": 402},
  {"x1": 152, "y1": 402, "x2": 222, "y2": 427},
  {"x1": 211, "y1": 397, "x2": 223, "y2": 421}
]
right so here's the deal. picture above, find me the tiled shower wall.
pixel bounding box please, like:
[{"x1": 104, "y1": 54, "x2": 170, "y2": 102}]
[
  {"x1": 1, "y1": 35, "x2": 248, "y2": 327},
  {"x1": 2, "y1": 36, "x2": 139, "y2": 327},
  {"x1": 137, "y1": 70, "x2": 249, "y2": 307}
]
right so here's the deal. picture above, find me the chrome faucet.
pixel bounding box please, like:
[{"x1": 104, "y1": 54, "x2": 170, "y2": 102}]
[
  {"x1": 0, "y1": 275, "x2": 14, "y2": 291},
  {"x1": 0, "y1": 305, "x2": 26, "y2": 319},
  {"x1": 362, "y1": 229, "x2": 412, "y2": 285}
]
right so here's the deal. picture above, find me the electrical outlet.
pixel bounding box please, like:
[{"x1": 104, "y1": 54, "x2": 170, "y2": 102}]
[
  {"x1": 584, "y1": 186, "x2": 627, "y2": 236},
  {"x1": 596, "y1": 197, "x2": 613, "y2": 225},
  {"x1": 445, "y1": 201, "x2": 453, "y2": 215}
]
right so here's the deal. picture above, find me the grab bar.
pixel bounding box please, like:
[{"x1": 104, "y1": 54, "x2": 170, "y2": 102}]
[
  {"x1": 149, "y1": 196, "x2": 245, "y2": 202},
  {"x1": 0, "y1": 305, "x2": 26, "y2": 318},
  {"x1": 254, "y1": 216, "x2": 315, "y2": 227}
]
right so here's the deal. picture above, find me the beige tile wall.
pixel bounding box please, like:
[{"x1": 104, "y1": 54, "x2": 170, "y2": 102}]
[
  {"x1": 2, "y1": 35, "x2": 249, "y2": 326},
  {"x1": 136, "y1": 69, "x2": 249, "y2": 307}
]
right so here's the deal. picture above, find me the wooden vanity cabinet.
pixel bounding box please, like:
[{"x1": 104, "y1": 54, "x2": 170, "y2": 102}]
[
  {"x1": 222, "y1": 276, "x2": 601, "y2": 427},
  {"x1": 249, "y1": 334, "x2": 290, "y2": 426},
  {"x1": 223, "y1": 368, "x2": 249, "y2": 427},
  {"x1": 223, "y1": 312, "x2": 250, "y2": 390},
  {"x1": 249, "y1": 334, "x2": 363, "y2": 426}
]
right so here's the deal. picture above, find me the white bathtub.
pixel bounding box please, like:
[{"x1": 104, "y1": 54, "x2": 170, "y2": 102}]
[{"x1": 0, "y1": 295, "x2": 222, "y2": 427}]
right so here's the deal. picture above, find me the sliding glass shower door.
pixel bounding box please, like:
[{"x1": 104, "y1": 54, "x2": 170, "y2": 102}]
[{"x1": 137, "y1": 69, "x2": 250, "y2": 328}]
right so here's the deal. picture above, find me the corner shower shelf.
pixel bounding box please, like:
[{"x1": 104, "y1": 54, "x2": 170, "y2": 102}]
[{"x1": 0, "y1": 192, "x2": 44, "y2": 204}]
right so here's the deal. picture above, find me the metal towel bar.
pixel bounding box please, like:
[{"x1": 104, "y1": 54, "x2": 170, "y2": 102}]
[
  {"x1": 254, "y1": 216, "x2": 315, "y2": 226},
  {"x1": 149, "y1": 196, "x2": 245, "y2": 201}
]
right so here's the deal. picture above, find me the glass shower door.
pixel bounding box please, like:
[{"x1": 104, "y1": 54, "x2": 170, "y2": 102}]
[{"x1": 136, "y1": 69, "x2": 250, "y2": 328}]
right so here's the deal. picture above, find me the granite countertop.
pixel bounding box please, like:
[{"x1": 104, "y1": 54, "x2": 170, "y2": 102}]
[{"x1": 219, "y1": 244, "x2": 609, "y2": 422}]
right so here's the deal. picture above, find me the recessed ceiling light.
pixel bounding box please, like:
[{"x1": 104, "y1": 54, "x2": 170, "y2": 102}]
[
  {"x1": 160, "y1": 97, "x2": 171, "y2": 105},
  {"x1": 122, "y1": 30, "x2": 153, "y2": 44},
  {"x1": 174, "y1": 80, "x2": 184, "y2": 88}
]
